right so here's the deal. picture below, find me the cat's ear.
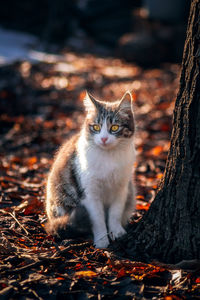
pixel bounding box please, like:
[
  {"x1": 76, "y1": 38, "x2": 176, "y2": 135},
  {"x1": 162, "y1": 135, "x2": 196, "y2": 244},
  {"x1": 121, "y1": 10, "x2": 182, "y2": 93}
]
[
  {"x1": 83, "y1": 91, "x2": 100, "y2": 113},
  {"x1": 118, "y1": 91, "x2": 134, "y2": 114}
]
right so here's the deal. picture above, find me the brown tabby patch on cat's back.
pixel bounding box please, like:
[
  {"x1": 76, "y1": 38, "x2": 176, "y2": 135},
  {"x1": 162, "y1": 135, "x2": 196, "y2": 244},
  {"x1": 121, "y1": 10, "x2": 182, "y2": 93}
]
[{"x1": 46, "y1": 134, "x2": 83, "y2": 219}]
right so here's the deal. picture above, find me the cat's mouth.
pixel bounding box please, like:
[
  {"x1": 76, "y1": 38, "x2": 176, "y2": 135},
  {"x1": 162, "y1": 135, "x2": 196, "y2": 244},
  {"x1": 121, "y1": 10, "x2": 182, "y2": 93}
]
[{"x1": 98, "y1": 142, "x2": 116, "y2": 150}]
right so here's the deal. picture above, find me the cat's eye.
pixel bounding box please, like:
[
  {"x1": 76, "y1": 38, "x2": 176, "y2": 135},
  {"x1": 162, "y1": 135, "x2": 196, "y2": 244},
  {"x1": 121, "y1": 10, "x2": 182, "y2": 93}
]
[
  {"x1": 111, "y1": 125, "x2": 119, "y2": 132},
  {"x1": 92, "y1": 124, "x2": 101, "y2": 131}
]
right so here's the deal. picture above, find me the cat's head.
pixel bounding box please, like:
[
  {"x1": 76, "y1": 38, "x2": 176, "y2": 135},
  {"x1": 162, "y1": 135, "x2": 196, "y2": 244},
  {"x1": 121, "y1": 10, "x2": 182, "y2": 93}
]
[{"x1": 83, "y1": 91, "x2": 135, "y2": 150}]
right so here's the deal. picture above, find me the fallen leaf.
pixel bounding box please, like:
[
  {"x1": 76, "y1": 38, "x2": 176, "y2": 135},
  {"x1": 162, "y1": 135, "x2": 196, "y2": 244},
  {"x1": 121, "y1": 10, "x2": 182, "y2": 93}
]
[
  {"x1": 117, "y1": 267, "x2": 126, "y2": 278},
  {"x1": 164, "y1": 296, "x2": 183, "y2": 300},
  {"x1": 151, "y1": 146, "x2": 164, "y2": 156},
  {"x1": 156, "y1": 173, "x2": 163, "y2": 179},
  {"x1": 160, "y1": 123, "x2": 171, "y2": 132},
  {"x1": 23, "y1": 197, "x2": 43, "y2": 215},
  {"x1": 74, "y1": 270, "x2": 97, "y2": 278},
  {"x1": 79, "y1": 90, "x2": 86, "y2": 101},
  {"x1": 27, "y1": 157, "x2": 37, "y2": 166},
  {"x1": 131, "y1": 91, "x2": 137, "y2": 102},
  {"x1": 136, "y1": 195, "x2": 145, "y2": 200},
  {"x1": 136, "y1": 203, "x2": 150, "y2": 211}
]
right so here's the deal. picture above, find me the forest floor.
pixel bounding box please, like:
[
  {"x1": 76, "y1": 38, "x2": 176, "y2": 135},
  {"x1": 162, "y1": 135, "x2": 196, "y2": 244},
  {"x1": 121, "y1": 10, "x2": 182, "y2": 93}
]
[{"x1": 0, "y1": 50, "x2": 200, "y2": 299}]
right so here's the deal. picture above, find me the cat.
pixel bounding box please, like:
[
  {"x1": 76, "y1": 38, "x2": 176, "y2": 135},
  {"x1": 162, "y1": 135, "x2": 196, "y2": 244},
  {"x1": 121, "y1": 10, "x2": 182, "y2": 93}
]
[{"x1": 45, "y1": 91, "x2": 136, "y2": 248}]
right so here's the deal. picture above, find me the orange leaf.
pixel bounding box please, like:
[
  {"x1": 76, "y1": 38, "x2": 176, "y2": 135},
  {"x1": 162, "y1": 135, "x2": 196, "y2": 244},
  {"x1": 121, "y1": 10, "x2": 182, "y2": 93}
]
[
  {"x1": 74, "y1": 270, "x2": 97, "y2": 278},
  {"x1": 11, "y1": 157, "x2": 21, "y2": 163},
  {"x1": 65, "y1": 118, "x2": 75, "y2": 130},
  {"x1": 79, "y1": 90, "x2": 86, "y2": 101},
  {"x1": 44, "y1": 121, "x2": 54, "y2": 129},
  {"x1": 156, "y1": 173, "x2": 163, "y2": 179},
  {"x1": 74, "y1": 263, "x2": 83, "y2": 270},
  {"x1": 137, "y1": 146, "x2": 143, "y2": 153},
  {"x1": 136, "y1": 195, "x2": 145, "y2": 200},
  {"x1": 56, "y1": 277, "x2": 65, "y2": 280},
  {"x1": 27, "y1": 156, "x2": 37, "y2": 166},
  {"x1": 164, "y1": 296, "x2": 183, "y2": 300},
  {"x1": 117, "y1": 268, "x2": 126, "y2": 278},
  {"x1": 136, "y1": 203, "x2": 150, "y2": 211},
  {"x1": 157, "y1": 102, "x2": 170, "y2": 110},
  {"x1": 131, "y1": 274, "x2": 145, "y2": 280},
  {"x1": 151, "y1": 146, "x2": 163, "y2": 156},
  {"x1": 131, "y1": 91, "x2": 137, "y2": 102}
]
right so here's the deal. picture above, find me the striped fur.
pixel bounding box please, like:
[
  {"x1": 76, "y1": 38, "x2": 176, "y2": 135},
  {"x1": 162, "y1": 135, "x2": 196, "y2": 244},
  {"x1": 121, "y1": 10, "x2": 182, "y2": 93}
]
[{"x1": 45, "y1": 91, "x2": 136, "y2": 248}]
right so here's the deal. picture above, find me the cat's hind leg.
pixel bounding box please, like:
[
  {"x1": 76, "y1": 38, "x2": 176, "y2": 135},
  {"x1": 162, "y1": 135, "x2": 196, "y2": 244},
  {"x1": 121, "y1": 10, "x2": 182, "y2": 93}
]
[
  {"x1": 45, "y1": 204, "x2": 92, "y2": 239},
  {"x1": 69, "y1": 204, "x2": 93, "y2": 237}
]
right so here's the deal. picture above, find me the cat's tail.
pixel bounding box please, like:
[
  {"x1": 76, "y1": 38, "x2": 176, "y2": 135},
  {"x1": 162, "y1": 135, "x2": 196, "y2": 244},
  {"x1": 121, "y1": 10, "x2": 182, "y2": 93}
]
[
  {"x1": 45, "y1": 216, "x2": 69, "y2": 237},
  {"x1": 45, "y1": 215, "x2": 92, "y2": 240}
]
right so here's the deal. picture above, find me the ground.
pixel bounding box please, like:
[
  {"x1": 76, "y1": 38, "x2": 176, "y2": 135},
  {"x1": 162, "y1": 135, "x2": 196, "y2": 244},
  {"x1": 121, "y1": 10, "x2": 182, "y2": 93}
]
[{"x1": 0, "y1": 50, "x2": 200, "y2": 299}]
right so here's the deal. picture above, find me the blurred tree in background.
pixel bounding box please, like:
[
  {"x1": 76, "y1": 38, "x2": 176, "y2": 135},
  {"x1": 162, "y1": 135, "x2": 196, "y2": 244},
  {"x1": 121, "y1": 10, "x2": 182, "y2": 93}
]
[{"x1": 0, "y1": 0, "x2": 190, "y2": 65}]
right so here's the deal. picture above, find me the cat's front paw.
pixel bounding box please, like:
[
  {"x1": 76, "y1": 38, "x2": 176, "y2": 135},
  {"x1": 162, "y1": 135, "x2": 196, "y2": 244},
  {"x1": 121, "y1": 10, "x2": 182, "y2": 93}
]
[
  {"x1": 109, "y1": 225, "x2": 126, "y2": 241},
  {"x1": 94, "y1": 235, "x2": 109, "y2": 249}
]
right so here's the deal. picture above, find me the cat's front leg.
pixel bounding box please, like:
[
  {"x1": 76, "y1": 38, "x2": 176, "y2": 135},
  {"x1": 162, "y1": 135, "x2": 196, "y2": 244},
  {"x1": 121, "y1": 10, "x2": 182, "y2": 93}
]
[
  {"x1": 108, "y1": 191, "x2": 127, "y2": 241},
  {"x1": 82, "y1": 197, "x2": 109, "y2": 248}
]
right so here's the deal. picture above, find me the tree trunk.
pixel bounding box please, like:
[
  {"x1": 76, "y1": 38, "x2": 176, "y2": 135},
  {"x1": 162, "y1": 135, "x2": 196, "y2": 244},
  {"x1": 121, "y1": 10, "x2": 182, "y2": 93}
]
[{"x1": 123, "y1": 0, "x2": 200, "y2": 263}]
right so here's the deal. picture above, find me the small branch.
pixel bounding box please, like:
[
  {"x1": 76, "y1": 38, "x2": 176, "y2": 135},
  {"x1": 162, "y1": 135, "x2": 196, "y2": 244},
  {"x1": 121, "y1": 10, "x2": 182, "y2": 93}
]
[
  {"x1": 9, "y1": 212, "x2": 29, "y2": 236},
  {"x1": 28, "y1": 289, "x2": 43, "y2": 300},
  {"x1": 0, "y1": 261, "x2": 42, "y2": 276},
  {"x1": 1, "y1": 255, "x2": 61, "y2": 276},
  {"x1": 0, "y1": 286, "x2": 14, "y2": 297},
  {"x1": 51, "y1": 241, "x2": 91, "y2": 257},
  {"x1": 0, "y1": 209, "x2": 30, "y2": 236}
]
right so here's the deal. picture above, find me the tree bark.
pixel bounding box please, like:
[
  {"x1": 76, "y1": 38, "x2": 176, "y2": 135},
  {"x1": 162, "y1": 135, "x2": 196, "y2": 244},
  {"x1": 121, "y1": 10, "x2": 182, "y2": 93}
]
[{"x1": 123, "y1": 0, "x2": 200, "y2": 263}]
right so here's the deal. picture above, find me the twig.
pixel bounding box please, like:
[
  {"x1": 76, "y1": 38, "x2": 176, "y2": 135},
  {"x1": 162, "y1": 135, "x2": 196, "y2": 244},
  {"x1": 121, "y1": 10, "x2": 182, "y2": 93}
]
[
  {"x1": 0, "y1": 176, "x2": 43, "y2": 188},
  {"x1": 8, "y1": 212, "x2": 29, "y2": 236},
  {"x1": 29, "y1": 289, "x2": 43, "y2": 300},
  {"x1": 0, "y1": 209, "x2": 30, "y2": 236},
  {"x1": 0, "y1": 261, "x2": 42, "y2": 275},
  {"x1": 1, "y1": 256, "x2": 61, "y2": 276},
  {"x1": 51, "y1": 241, "x2": 91, "y2": 257},
  {"x1": 0, "y1": 286, "x2": 14, "y2": 297}
]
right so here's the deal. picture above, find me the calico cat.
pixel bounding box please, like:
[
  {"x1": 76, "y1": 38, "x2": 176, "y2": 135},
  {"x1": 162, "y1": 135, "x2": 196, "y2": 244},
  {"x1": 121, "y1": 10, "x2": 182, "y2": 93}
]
[{"x1": 45, "y1": 91, "x2": 136, "y2": 248}]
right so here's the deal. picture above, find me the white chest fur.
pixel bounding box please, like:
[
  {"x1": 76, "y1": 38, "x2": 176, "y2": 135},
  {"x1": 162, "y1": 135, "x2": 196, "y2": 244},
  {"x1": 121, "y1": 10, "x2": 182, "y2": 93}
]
[
  {"x1": 75, "y1": 131, "x2": 136, "y2": 249},
  {"x1": 76, "y1": 134, "x2": 135, "y2": 186}
]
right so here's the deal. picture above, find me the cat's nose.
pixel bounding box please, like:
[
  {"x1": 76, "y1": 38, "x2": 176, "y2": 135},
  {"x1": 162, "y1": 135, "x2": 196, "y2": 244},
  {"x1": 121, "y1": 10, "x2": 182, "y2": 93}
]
[{"x1": 101, "y1": 137, "x2": 108, "y2": 144}]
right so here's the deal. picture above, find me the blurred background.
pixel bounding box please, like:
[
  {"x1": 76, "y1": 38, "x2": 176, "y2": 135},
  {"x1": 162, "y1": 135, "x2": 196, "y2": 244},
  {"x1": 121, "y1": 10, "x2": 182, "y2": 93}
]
[
  {"x1": 0, "y1": 1, "x2": 191, "y2": 212},
  {"x1": 0, "y1": 0, "x2": 189, "y2": 66}
]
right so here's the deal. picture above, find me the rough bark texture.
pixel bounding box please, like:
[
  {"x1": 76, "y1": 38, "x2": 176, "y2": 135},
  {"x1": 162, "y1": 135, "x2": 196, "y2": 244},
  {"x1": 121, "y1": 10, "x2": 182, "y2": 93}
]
[{"x1": 124, "y1": 0, "x2": 200, "y2": 263}]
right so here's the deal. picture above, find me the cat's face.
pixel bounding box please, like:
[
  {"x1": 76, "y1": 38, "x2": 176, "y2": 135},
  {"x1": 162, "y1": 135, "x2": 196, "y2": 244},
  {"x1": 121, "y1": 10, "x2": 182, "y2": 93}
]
[{"x1": 84, "y1": 92, "x2": 135, "y2": 150}]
